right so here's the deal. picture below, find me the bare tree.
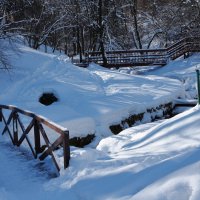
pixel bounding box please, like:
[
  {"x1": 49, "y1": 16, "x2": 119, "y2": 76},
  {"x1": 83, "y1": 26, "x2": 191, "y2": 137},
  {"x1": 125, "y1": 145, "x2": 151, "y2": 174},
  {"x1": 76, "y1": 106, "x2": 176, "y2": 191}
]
[{"x1": 1, "y1": 0, "x2": 200, "y2": 67}]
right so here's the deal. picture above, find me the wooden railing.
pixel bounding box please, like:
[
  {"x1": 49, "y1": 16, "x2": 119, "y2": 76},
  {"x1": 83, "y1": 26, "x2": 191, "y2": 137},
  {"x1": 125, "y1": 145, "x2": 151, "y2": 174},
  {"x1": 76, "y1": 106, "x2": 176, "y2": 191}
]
[
  {"x1": 0, "y1": 105, "x2": 70, "y2": 175},
  {"x1": 79, "y1": 36, "x2": 200, "y2": 68},
  {"x1": 86, "y1": 48, "x2": 167, "y2": 67}
]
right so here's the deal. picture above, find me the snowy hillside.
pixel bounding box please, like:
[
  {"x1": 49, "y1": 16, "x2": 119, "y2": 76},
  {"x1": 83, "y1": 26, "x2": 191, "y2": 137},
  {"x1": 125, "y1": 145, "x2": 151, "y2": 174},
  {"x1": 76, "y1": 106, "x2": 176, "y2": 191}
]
[
  {"x1": 1, "y1": 106, "x2": 200, "y2": 199},
  {"x1": 0, "y1": 42, "x2": 185, "y2": 138},
  {"x1": 1, "y1": 41, "x2": 200, "y2": 200}
]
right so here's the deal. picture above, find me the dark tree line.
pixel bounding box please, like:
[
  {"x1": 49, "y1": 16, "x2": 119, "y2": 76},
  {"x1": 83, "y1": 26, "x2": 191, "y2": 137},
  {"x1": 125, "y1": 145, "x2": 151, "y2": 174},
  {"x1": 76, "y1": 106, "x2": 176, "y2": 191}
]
[{"x1": 0, "y1": 0, "x2": 200, "y2": 66}]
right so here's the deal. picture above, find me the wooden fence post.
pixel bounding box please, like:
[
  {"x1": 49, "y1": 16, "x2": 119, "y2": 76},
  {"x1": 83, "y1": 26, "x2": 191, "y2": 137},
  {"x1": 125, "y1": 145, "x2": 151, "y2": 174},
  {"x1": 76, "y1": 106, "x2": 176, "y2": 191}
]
[
  {"x1": 13, "y1": 112, "x2": 18, "y2": 145},
  {"x1": 34, "y1": 120, "x2": 41, "y2": 157},
  {"x1": 63, "y1": 130, "x2": 70, "y2": 169},
  {"x1": 0, "y1": 108, "x2": 2, "y2": 122}
]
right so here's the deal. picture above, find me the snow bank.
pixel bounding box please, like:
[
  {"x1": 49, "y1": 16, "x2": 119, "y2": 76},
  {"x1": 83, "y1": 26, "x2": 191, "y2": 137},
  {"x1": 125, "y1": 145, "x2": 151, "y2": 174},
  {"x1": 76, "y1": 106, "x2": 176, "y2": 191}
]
[
  {"x1": 1, "y1": 104, "x2": 200, "y2": 200},
  {"x1": 0, "y1": 42, "x2": 184, "y2": 138},
  {"x1": 0, "y1": 41, "x2": 200, "y2": 200},
  {"x1": 145, "y1": 54, "x2": 200, "y2": 99},
  {"x1": 45, "y1": 106, "x2": 200, "y2": 200}
]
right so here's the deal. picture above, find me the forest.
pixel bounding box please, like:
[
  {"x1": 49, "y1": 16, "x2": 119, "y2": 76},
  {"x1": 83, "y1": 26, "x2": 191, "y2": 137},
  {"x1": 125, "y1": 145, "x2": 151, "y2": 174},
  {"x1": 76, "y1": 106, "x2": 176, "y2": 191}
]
[{"x1": 0, "y1": 0, "x2": 199, "y2": 62}]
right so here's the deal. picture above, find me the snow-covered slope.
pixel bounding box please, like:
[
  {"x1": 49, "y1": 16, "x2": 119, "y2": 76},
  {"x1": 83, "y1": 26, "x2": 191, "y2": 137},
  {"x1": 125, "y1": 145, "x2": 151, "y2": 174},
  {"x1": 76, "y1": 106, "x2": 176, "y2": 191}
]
[
  {"x1": 1, "y1": 41, "x2": 200, "y2": 200},
  {"x1": 146, "y1": 54, "x2": 200, "y2": 99},
  {"x1": 1, "y1": 106, "x2": 200, "y2": 200},
  {"x1": 95, "y1": 106, "x2": 200, "y2": 200},
  {"x1": 0, "y1": 43, "x2": 184, "y2": 138}
]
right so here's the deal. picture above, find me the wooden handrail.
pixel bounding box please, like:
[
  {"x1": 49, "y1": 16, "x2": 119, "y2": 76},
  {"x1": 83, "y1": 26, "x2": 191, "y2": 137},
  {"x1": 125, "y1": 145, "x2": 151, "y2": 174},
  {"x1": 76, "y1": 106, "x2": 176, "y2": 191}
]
[
  {"x1": 0, "y1": 104, "x2": 70, "y2": 175},
  {"x1": 87, "y1": 37, "x2": 198, "y2": 55},
  {"x1": 89, "y1": 48, "x2": 166, "y2": 55},
  {"x1": 82, "y1": 36, "x2": 200, "y2": 68},
  {"x1": 0, "y1": 105, "x2": 68, "y2": 134}
]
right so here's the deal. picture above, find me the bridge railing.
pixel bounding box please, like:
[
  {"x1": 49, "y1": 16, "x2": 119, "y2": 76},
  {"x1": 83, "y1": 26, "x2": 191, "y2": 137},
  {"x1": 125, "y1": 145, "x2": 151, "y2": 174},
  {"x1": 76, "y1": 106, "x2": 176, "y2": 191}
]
[
  {"x1": 87, "y1": 48, "x2": 167, "y2": 67},
  {"x1": 167, "y1": 37, "x2": 200, "y2": 60},
  {"x1": 84, "y1": 36, "x2": 200, "y2": 68},
  {"x1": 0, "y1": 104, "x2": 70, "y2": 175}
]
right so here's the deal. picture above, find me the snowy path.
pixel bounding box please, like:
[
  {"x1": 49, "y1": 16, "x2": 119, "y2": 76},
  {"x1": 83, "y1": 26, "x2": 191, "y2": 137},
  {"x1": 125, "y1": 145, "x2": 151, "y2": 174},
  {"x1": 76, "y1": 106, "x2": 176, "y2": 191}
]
[
  {"x1": 0, "y1": 138, "x2": 85, "y2": 200},
  {"x1": 0, "y1": 138, "x2": 50, "y2": 200}
]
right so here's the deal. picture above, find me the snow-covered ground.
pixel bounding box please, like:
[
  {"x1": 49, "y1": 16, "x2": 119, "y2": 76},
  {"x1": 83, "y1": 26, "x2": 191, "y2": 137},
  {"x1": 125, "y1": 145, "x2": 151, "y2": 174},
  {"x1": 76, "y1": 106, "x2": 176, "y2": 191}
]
[
  {"x1": 0, "y1": 42, "x2": 184, "y2": 138},
  {"x1": 0, "y1": 41, "x2": 200, "y2": 199},
  {"x1": 1, "y1": 106, "x2": 200, "y2": 200}
]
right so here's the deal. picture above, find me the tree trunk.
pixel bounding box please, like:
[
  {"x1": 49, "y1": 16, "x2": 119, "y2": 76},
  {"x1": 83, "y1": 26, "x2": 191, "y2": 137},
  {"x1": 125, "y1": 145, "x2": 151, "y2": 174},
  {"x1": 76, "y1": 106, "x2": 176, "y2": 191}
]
[
  {"x1": 98, "y1": 0, "x2": 107, "y2": 66},
  {"x1": 132, "y1": 0, "x2": 142, "y2": 49},
  {"x1": 77, "y1": 27, "x2": 82, "y2": 62}
]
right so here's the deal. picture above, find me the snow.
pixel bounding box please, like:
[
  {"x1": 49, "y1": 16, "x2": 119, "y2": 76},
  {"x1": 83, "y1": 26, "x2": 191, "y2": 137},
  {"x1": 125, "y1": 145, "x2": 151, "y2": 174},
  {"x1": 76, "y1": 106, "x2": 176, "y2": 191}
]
[
  {"x1": 0, "y1": 42, "x2": 184, "y2": 138},
  {"x1": 145, "y1": 55, "x2": 200, "y2": 100},
  {"x1": 0, "y1": 40, "x2": 200, "y2": 199},
  {"x1": 48, "y1": 106, "x2": 200, "y2": 200}
]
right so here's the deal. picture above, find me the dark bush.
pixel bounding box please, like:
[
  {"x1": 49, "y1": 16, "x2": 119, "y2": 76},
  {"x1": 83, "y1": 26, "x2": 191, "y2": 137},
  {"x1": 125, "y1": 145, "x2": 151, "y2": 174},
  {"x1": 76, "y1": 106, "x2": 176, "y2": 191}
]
[
  {"x1": 69, "y1": 134, "x2": 95, "y2": 148},
  {"x1": 39, "y1": 92, "x2": 58, "y2": 106}
]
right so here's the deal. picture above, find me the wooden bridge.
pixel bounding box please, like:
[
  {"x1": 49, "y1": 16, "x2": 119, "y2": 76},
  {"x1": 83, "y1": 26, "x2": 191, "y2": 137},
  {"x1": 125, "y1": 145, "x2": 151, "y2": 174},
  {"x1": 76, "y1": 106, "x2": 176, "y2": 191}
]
[
  {"x1": 73, "y1": 36, "x2": 200, "y2": 68},
  {"x1": 0, "y1": 105, "x2": 70, "y2": 176}
]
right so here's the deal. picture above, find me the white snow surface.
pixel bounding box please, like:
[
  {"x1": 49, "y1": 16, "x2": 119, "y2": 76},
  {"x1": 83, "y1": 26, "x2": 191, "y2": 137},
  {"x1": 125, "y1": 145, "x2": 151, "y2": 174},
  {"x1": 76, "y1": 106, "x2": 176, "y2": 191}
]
[
  {"x1": 0, "y1": 41, "x2": 200, "y2": 200},
  {"x1": 0, "y1": 43, "x2": 184, "y2": 138}
]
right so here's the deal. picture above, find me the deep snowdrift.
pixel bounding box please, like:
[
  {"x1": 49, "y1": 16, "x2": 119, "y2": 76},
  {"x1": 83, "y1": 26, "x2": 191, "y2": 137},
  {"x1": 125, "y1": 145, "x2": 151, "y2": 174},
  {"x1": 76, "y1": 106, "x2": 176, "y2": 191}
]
[
  {"x1": 1, "y1": 41, "x2": 200, "y2": 200},
  {"x1": 95, "y1": 106, "x2": 200, "y2": 200},
  {"x1": 0, "y1": 43, "x2": 184, "y2": 138},
  {"x1": 2, "y1": 106, "x2": 200, "y2": 200}
]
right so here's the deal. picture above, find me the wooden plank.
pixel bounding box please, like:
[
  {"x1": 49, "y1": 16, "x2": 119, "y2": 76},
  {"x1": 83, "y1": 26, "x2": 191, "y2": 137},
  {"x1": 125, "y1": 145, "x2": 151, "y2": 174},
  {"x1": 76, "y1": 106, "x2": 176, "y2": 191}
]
[
  {"x1": 1, "y1": 113, "x2": 14, "y2": 144},
  {"x1": 0, "y1": 108, "x2": 2, "y2": 122},
  {"x1": 63, "y1": 131, "x2": 70, "y2": 169},
  {"x1": 38, "y1": 123, "x2": 51, "y2": 146},
  {"x1": 39, "y1": 135, "x2": 63, "y2": 160},
  {"x1": 38, "y1": 123, "x2": 60, "y2": 172},
  {"x1": 17, "y1": 116, "x2": 36, "y2": 158},
  {"x1": 2, "y1": 110, "x2": 14, "y2": 135},
  {"x1": 34, "y1": 120, "x2": 41, "y2": 155},
  {"x1": 0, "y1": 105, "x2": 68, "y2": 135},
  {"x1": 17, "y1": 118, "x2": 35, "y2": 145},
  {"x1": 13, "y1": 112, "x2": 18, "y2": 145},
  {"x1": 89, "y1": 48, "x2": 166, "y2": 55}
]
